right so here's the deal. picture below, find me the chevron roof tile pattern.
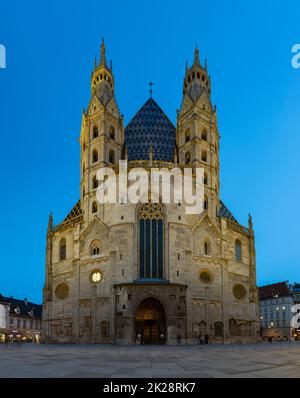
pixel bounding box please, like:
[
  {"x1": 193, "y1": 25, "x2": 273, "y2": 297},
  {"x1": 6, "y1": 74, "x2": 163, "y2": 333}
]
[{"x1": 125, "y1": 98, "x2": 176, "y2": 161}]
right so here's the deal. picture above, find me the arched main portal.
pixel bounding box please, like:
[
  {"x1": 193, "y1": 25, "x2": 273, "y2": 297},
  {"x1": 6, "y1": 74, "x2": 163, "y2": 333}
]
[{"x1": 135, "y1": 297, "x2": 166, "y2": 344}]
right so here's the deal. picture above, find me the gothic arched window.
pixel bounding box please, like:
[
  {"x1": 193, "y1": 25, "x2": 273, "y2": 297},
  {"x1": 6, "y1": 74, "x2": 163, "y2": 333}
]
[
  {"x1": 235, "y1": 240, "x2": 242, "y2": 262},
  {"x1": 204, "y1": 239, "x2": 210, "y2": 255},
  {"x1": 139, "y1": 203, "x2": 164, "y2": 280},
  {"x1": 93, "y1": 126, "x2": 99, "y2": 139},
  {"x1": 92, "y1": 175, "x2": 98, "y2": 189},
  {"x1": 185, "y1": 151, "x2": 191, "y2": 164},
  {"x1": 109, "y1": 149, "x2": 115, "y2": 164},
  {"x1": 92, "y1": 201, "x2": 97, "y2": 214},
  {"x1": 185, "y1": 128, "x2": 190, "y2": 143},
  {"x1": 203, "y1": 196, "x2": 208, "y2": 211},
  {"x1": 92, "y1": 150, "x2": 98, "y2": 163},
  {"x1": 109, "y1": 126, "x2": 115, "y2": 140},
  {"x1": 204, "y1": 172, "x2": 208, "y2": 186},
  {"x1": 201, "y1": 150, "x2": 207, "y2": 162},
  {"x1": 91, "y1": 241, "x2": 100, "y2": 256},
  {"x1": 201, "y1": 128, "x2": 208, "y2": 141},
  {"x1": 59, "y1": 238, "x2": 66, "y2": 261}
]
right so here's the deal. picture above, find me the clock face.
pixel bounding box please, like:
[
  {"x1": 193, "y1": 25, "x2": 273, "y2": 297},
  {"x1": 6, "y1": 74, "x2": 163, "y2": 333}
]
[{"x1": 91, "y1": 271, "x2": 102, "y2": 283}]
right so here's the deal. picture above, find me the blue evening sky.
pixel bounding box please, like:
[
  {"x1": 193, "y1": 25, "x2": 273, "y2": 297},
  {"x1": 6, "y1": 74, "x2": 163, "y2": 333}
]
[{"x1": 0, "y1": 0, "x2": 299, "y2": 303}]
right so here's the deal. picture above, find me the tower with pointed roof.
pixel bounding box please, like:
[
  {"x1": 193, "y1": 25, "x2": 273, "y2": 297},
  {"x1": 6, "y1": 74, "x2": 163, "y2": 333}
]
[
  {"x1": 42, "y1": 41, "x2": 259, "y2": 345},
  {"x1": 177, "y1": 47, "x2": 219, "y2": 220},
  {"x1": 80, "y1": 38, "x2": 124, "y2": 223}
]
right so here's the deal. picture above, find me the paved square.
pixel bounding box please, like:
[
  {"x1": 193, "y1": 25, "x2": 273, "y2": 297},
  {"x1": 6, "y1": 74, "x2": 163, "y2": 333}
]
[{"x1": 0, "y1": 342, "x2": 300, "y2": 378}]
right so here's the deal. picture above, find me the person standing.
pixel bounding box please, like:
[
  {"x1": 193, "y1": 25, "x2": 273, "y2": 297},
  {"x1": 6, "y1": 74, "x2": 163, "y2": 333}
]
[
  {"x1": 177, "y1": 333, "x2": 182, "y2": 344},
  {"x1": 204, "y1": 334, "x2": 209, "y2": 345}
]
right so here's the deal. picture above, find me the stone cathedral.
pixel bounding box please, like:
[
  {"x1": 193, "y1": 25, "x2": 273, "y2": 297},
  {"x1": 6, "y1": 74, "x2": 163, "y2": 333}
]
[{"x1": 42, "y1": 40, "x2": 260, "y2": 344}]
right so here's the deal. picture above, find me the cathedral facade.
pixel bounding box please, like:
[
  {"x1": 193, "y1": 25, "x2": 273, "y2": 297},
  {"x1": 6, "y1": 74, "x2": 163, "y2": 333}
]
[{"x1": 42, "y1": 40, "x2": 260, "y2": 344}]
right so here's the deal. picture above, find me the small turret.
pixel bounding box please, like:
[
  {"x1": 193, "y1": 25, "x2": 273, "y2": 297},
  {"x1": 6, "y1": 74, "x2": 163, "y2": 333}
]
[
  {"x1": 248, "y1": 213, "x2": 254, "y2": 233},
  {"x1": 47, "y1": 212, "x2": 53, "y2": 234}
]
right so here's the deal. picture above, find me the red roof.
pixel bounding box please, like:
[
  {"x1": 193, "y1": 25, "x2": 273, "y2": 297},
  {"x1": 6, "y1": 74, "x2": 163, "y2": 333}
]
[{"x1": 259, "y1": 282, "x2": 291, "y2": 300}]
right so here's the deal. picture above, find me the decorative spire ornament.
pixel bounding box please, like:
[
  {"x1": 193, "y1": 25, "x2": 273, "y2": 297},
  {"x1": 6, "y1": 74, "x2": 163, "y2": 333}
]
[
  {"x1": 194, "y1": 45, "x2": 200, "y2": 64},
  {"x1": 248, "y1": 213, "x2": 253, "y2": 232},
  {"x1": 47, "y1": 212, "x2": 53, "y2": 234},
  {"x1": 100, "y1": 37, "x2": 106, "y2": 65}
]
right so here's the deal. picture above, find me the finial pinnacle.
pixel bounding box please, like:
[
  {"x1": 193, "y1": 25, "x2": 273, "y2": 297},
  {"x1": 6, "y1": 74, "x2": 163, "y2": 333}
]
[
  {"x1": 248, "y1": 213, "x2": 253, "y2": 231},
  {"x1": 194, "y1": 45, "x2": 200, "y2": 64},
  {"x1": 100, "y1": 37, "x2": 106, "y2": 65},
  {"x1": 48, "y1": 212, "x2": 53, "y2": 232}
]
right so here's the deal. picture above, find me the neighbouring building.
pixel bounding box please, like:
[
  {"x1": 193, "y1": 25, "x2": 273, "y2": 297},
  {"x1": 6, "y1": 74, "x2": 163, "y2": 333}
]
[
  {"x1": 0, "y1": 295, "x2": 10, "y2": 342},
  {"x1": 42, "y1": 40, "x2": 260, "y2": 344},
  {"x1": 259, "y1": 282, "x2": 296, "y2": 340},
  {"x1": 0, "y1": 295, "x2": 42, "y2": 343},
  {"x1": 290, "y1": 283, "x2": 300, "y2": 340}
]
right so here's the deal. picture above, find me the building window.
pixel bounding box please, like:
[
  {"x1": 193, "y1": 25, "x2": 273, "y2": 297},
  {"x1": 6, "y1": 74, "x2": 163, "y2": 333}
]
[
  {"x1": 139, "y1": 203, "x2": 164, "y2": 279},
  {"x1": 201, "y1": 150, "x2": 207, "y2": 162},
  {"x1": 204, "y1": 239, "x2": 210, "y2": 255},
  {"x1": 23, "y1": 320, "x2": 27, "y2": 329},
  {"x1": 92, "y1": 150, "x2": 98, "y2": 163},
  {"x1": 92, "y1": 201, "x2": 97, "y2": 214},
  {"x1": 185, "y1": 128, "x2": 190, "y2": 143},
  {"x1": 204, "y1": 172, "x2": 208, "y2": 186},
  {"x1": 185, "y1": 151, "x2": 191, "y2": 164},
  {"x1": 91, "y1": 241, "x2": 100, "y2": 256},
  {"x1": 235, "y1": 240, "x2": 242, "y2": 262},
  {"x1": 93, "y1": 126, "x2": 98, "y2": 139},
  {"x1": 109, "y1": 126, "x2": 115, "y2": 140},
  {"x1": 92, "y1": 175, "x2": 98, "y2": 189},
  {"x1": 109, "y1": 149, "x2": 115, "y2": 164},
  {"x1": 59, "y1": 238, "x2": 66, "y2": 261},
  {"x1": 201, "y1": 128, "x2": 208, "y2": 141},
  {"x1": 203, "y1": 196, "x2": 208, "y2": 210}
]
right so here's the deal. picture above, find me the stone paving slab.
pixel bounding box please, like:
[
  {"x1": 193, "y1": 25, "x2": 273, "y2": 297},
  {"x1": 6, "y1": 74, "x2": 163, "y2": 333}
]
[{"x1": 0, "y1": 342, "x2": 300, "y2": 378}]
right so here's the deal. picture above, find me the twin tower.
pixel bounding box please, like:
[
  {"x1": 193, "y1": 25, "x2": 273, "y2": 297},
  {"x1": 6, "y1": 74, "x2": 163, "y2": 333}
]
[
  {"x1": 80, "y1": 39, "x2": 220, "y2": 223},
  {"x1": 43, "y1": 39, "x2": 258, "y2": 345}
]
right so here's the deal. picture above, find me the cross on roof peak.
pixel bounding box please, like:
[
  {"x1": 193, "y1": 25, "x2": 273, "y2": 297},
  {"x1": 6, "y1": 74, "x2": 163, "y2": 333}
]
[{"x1": 149, "y1": 81, "x2": 154, "y2": 98}]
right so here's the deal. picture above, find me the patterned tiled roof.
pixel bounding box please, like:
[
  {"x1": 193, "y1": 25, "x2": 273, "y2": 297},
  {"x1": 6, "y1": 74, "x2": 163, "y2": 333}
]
[
  {"x1": 54, "y1": 200, "x2": 83, "y2": 232},
  {"x1": 125, "y1": 98, "x2": 176, "y2": 161},
  {"x1": 218, "y1": 200, "x2": 238, "y2": 223},
  {"x1": 1, "y1": 296, "x2": 42, "y2": 318},
  {"x1": 290, "y1": 283, "x2": 300, "y2": 293},
  {"x1": 259, "y1": 282, "x2": 291, "y2": 300}
]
